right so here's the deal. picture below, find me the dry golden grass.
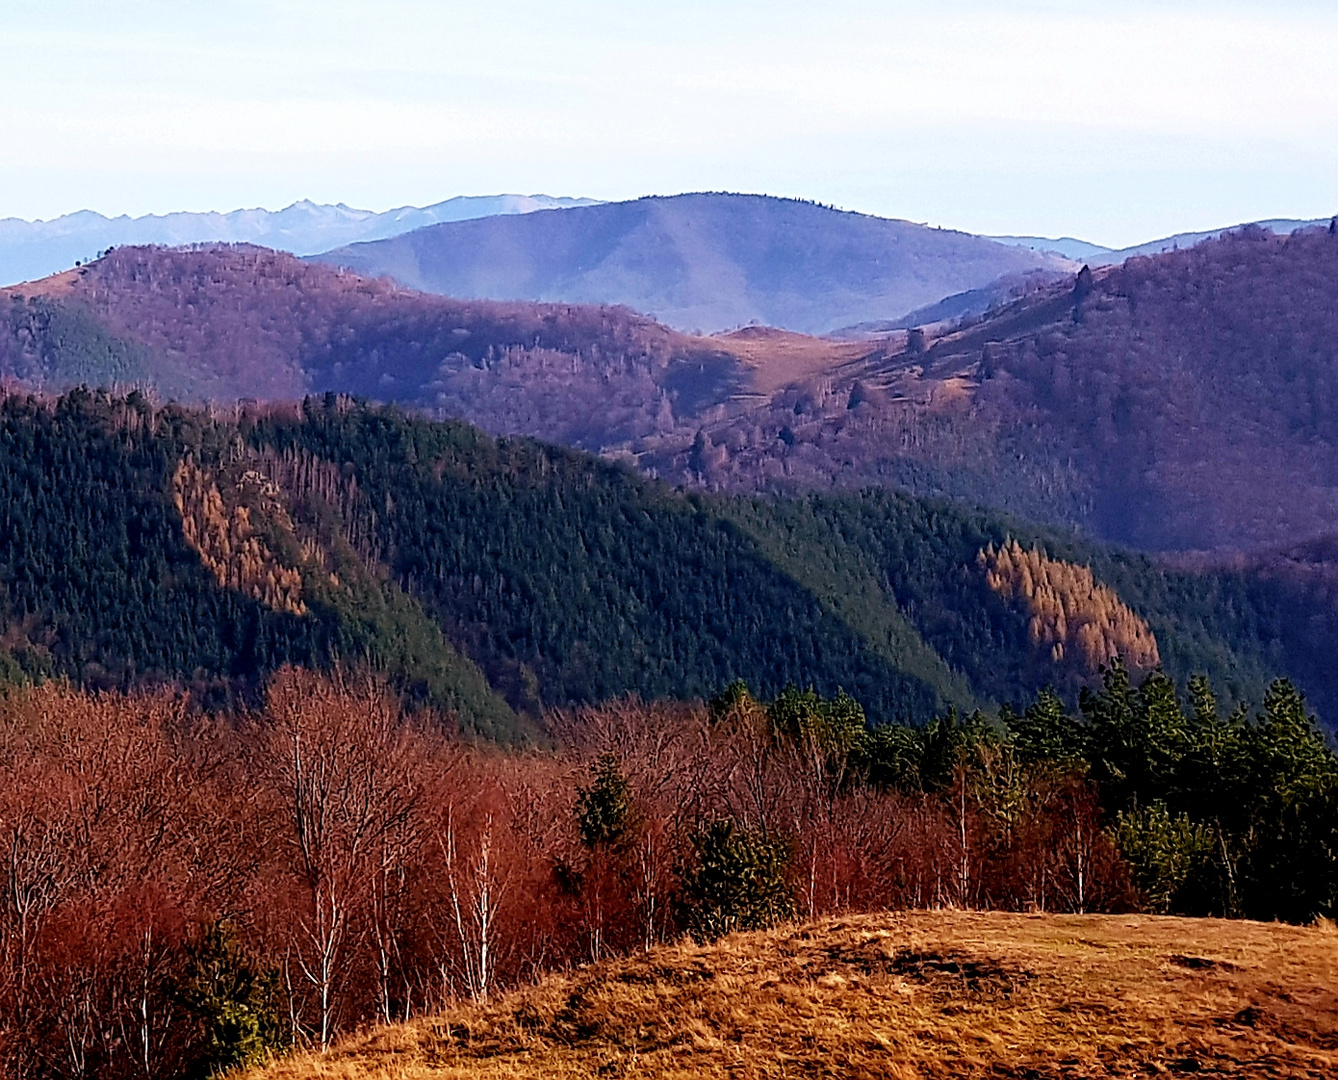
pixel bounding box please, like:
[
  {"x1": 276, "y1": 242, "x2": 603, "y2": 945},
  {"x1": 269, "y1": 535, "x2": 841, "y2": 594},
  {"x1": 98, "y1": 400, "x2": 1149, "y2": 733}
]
[
  {"x1": 712, "y1": 326, "x2": 873, "y2": 395},
  {"x1": 252, "y1": 911, "x2": 1338, "y2": 1079},
  {"x1": 1, "y1": 266, "x2": 81, "y2": 296}
]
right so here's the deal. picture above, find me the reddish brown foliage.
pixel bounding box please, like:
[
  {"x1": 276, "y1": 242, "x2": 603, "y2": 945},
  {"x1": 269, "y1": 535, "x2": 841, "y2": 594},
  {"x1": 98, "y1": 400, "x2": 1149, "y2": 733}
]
[
  {"x1": 665, "y1": 225, "x2": 1338, "y2": 551},
  {"x1": 14, "y1": 245, "x2": 738, "y2": 451},
  {"x1": 0, "y1": 673, "x2": 1130, "y2": 1079},
  {"x1": 980, "y1": 539, "x2": 1160, "y2": 672},
  {"x1": 11, "y1": 227, "x2": 1338, "y2": 553}
]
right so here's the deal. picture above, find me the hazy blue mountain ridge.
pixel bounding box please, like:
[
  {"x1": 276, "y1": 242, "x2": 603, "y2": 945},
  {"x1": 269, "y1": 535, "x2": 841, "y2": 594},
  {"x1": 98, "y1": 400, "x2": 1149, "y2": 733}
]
[
  {"x1": 312, "y1": 193, "x2": 1077, "y2": 335},
  {"x1": 989, "y1": 217, "x2": 1331, "y2": 267},
  {"x1": 985, "y1": 235, "x2": 1114, "y2": 261},
  {"x1": 0, "y1": 194, "x2": 600, "y2": 286}
]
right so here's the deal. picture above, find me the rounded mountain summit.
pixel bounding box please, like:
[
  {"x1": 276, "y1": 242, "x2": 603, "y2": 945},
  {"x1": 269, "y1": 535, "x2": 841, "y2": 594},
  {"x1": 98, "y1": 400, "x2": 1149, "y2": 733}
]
[{"x1": 309, "y1": 193, "x2": 1073, "y2": 335}]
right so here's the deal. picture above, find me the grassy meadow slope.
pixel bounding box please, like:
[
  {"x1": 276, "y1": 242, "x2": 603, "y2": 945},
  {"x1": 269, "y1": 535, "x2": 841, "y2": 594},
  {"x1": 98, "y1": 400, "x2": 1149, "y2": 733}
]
[
  {"x1": 312, "y1": 193, "x2": 1074, "y2": 335},
  {"x1": 252, "y1": 911, "x2": 1338, "y2": 1079}
]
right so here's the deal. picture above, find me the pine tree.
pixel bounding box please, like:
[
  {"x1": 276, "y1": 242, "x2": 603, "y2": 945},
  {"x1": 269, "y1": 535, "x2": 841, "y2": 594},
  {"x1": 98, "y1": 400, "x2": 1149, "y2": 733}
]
[
  {"x1": 576, "y1": 752, "x2": 633, "y2": 849},
  {"x1": 1010, "y1": 686, "x2": 1082, "y2": 763},
  {"x1": 173, "y1": 923, "x2": 285, "y2": 1078},
  {"x1": 681, "y1": 820, "x2": 793, "y2": 939}
]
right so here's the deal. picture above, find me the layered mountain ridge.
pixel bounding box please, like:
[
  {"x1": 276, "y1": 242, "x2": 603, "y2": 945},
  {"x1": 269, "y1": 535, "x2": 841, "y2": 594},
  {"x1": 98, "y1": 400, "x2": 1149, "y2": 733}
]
[
  {"x1": 312, "y1": 193, "x2": 1077, "y2": 334},
  {"x1": 0, "y1": 194, "x2": 599, "y2": 287},
  {"x1": 9, "y1": 225, "x2": 1338, "y2": 556},
  {"x1": 989, "y1": 216, "x2": 1330, "y2": 264}
]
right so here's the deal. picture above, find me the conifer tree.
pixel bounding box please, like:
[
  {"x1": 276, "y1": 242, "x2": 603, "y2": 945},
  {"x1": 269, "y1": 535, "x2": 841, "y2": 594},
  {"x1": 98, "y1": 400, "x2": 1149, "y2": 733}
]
[
  {"x1": 1009, "y1": 686, "x2": 1082, "y2": 764},
  {"x1": 576, "y1": 752, "x2": 633, "y2": 849},
  {"x1": 174, "y1": 923, "x2": 285, "y2": 1078},
  {"x1": 681, "y1": 820, "x2": 793, "y2": 939}
]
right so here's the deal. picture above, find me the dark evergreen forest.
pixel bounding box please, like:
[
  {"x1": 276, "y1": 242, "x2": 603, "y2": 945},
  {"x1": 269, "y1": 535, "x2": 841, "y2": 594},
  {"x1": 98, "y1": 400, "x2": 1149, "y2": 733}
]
[
  {"x1": 5, "y1": 389, "x2": 1338, "y2": 1078},
  {"x1": 0, "y1": 389, "x2": 1331, "y2": 738}
]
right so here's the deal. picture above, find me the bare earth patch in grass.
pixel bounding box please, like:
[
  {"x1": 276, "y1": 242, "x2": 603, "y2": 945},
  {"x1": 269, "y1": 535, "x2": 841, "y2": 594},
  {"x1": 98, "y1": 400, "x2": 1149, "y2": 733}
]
[{"x1": 251, "y1": 910, "x2": 1338, "y2": 1079}]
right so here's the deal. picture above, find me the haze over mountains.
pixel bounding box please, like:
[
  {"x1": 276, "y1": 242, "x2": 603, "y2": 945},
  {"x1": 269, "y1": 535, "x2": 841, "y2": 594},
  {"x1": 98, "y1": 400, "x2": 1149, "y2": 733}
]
[
  {"x1": 8, "y1": 222, "x2": 1338, "y2": 560},
  {"x1": 5, "y1": 189, "x2": 1327, "y2": 337},
  {"x1": 0, "y1": 194, "x2": 598, "y2": 287},
  {"x1": 314, "y1": 194, "x2": 1076, "y2": 334},
  {"x1": 990, "y1": 217, "x2": 1330, "y2": 265}
]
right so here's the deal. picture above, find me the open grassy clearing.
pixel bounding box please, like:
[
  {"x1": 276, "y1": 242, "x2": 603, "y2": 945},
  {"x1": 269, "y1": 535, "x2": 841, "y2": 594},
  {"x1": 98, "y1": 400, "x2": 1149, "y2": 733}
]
[
  {"x1": 711, "y1": 325, "x2": 876, "y2": 394},
  {"x1": 251, "y1": 911, "x2": 1338, "y2": 1079}
]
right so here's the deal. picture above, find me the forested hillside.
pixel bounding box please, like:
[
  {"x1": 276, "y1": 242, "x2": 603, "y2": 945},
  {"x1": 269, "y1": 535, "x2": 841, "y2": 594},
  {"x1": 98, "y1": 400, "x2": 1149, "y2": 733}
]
[
  {"x1": 0, "y1": 389, "x2": 520, "y2": 735},
  {"x1": 5, "y1": 391, "x2": 1338, "y2": 1078},
  {"x1": 930, "y1": 222, "x2": 1338, "y2": 549},
  {"x1": 9, "y1": 230, "x2": 1338, "y2": 556},
  {"x1": 672, "y1": 224, "x2": 1338, "y2": 552},
  {"x1": 1, "y1": 245, "x2": 749, "y2": 449},
  {"x1": 0, "y1": 389, "x2": 1332, "y2": 730}
]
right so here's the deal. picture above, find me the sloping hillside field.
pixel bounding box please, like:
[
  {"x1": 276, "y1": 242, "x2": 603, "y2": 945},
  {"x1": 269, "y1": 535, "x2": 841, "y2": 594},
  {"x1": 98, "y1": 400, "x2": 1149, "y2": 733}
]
[
  {"x1": 252, "y1": 911, "x2": 1338, "y2": 1079},
  {"x1": 668, "y1": 225, "x2": 1338, "y2": 552}
]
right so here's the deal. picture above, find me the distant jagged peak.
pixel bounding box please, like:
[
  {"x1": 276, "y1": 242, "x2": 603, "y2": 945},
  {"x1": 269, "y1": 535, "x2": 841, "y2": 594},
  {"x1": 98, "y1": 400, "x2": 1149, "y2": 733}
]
[
  {"x1": 0, "y1": 194, "x2": 603, "y2": 287},
  {"x1": 0, "y1": 193, "x2": 600, "y2": 230}
]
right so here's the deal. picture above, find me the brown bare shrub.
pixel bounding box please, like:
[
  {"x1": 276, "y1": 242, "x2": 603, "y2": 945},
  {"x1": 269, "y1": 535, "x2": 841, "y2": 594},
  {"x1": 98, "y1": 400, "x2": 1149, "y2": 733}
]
[{"x1": 0, "y1": 678, "x2": 1134, "y2": 1080}]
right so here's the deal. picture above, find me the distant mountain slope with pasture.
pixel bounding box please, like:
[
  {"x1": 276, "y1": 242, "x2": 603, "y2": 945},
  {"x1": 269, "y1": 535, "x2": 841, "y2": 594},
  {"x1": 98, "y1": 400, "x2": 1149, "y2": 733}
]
[
  {"x1": 661, "y1": 224, "x2": 1338, "y2": 554},
  {"x1": 0, "y1": 243, "x2": 747, "y2": 447}
]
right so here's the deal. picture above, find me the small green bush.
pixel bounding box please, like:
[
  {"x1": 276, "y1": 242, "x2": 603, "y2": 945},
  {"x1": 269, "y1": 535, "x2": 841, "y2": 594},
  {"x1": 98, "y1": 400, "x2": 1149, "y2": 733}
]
[
  {"x1": 682, "y1": 820, "x2": 794, "y2": 939},
  {"x1": 174, "y1": 922, "x2": 285, "y2": 1077},
  {"x1": 1113, "y1": 803, "x2": 1216, "y2": 915}
]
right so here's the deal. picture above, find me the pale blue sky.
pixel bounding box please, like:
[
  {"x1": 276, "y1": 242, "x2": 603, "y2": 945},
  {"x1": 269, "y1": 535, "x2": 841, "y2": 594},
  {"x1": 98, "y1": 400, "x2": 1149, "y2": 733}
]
[{"x1": 3, "y1": 0, "x2": 1335, "y2": 247}]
